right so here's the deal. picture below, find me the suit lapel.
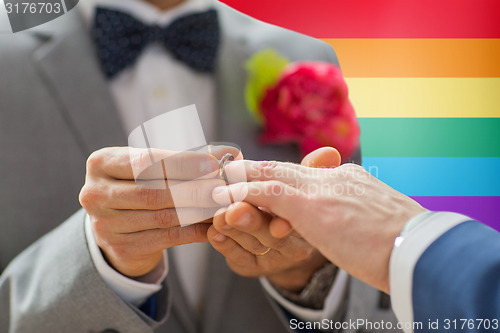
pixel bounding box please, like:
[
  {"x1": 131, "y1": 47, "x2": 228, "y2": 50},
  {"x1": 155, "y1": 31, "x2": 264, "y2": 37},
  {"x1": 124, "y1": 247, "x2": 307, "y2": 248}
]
[{"x1": 31, "y1": 11, "x2": 126, "y2": 156}]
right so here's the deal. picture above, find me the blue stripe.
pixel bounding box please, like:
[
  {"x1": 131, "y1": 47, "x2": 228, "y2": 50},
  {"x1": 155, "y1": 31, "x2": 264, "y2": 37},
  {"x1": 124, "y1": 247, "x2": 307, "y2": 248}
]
[{"x1": 362, "y1": 157, "x2": 500, "y2": 196}]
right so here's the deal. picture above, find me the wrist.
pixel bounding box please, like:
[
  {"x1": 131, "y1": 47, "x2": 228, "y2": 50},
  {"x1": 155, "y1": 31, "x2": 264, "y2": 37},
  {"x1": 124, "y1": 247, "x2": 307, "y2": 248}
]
[
  {"x1": 272, "y1": 263, "x2": 339, "y2": 310},
  {"x1": 102, "y1": 249, "x2": 164, "y2": 278}
]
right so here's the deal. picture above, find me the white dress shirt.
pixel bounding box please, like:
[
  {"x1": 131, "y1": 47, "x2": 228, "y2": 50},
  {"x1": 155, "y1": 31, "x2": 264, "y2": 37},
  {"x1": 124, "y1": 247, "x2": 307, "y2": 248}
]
[{"x1": 80, "y1": 0, "x2": 346, "y2": 321}]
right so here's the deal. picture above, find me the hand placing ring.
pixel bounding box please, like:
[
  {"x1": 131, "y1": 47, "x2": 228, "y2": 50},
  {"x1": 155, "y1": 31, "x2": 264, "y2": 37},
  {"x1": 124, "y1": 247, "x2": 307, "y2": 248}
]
[{"x1": 255, "y1": 248, "x2": 271, "y2": 256}]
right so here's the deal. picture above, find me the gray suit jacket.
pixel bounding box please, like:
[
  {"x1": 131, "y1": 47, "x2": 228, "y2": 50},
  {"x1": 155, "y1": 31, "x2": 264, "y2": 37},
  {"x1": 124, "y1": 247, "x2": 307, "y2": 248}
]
[{"x1": 0, "y1": 3, "x2": 398, "y2": 333}]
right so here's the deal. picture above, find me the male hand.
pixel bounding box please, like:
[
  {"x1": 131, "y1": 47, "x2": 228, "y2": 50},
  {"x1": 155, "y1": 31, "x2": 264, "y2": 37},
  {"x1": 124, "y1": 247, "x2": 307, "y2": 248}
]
[
  {"x1": 207, "y1": 148, "x2": 342, "y2": 292},
  {"x1": 79, "y1": 146, "x2": 236, "y2": 278},
  {"x1": 212, "y1": 149, "x2": 426, "y2": 293}
]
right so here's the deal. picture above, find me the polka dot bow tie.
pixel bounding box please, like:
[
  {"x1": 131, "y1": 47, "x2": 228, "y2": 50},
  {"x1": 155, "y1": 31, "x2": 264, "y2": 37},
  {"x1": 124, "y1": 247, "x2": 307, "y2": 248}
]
[{"x1": 92, "y1": 7, "x2": 220, "y2": 79}]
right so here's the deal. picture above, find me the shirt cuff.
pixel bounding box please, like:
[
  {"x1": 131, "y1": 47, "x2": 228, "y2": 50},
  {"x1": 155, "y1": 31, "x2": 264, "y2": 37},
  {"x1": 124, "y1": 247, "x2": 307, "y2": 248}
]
[
  {"x1": 84, "y1": 214, "x2": 168, "y2": 305},
  {"x1": 260, "y1": 269, "x2": 348, "y2": 322},
  {"x1": 389, "y1": 211, "x2": 472, "y2": 333}
]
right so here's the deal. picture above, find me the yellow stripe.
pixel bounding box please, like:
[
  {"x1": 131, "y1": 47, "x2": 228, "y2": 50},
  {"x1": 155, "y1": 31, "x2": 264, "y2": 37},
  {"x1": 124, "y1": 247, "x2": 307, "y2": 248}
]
[
  {"x1": 323, "y1": 39, "x2": 500, "y2": 78},
  {"x1": 346, "y1": 78, "x2": 500, "y2": 118}
]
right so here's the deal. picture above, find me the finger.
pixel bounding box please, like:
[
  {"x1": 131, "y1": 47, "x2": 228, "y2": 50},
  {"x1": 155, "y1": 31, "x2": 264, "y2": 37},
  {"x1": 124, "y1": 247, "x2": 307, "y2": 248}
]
[
  {"x1": 207, "y1": 225, "x2": 259, "y2": 270},
  {"x1": 89, "y1": 147, "x2": 220, "y2": 181},
  {"x1": 138, "y1": 144, "x2": 243, "y2": 181},
  {"x1": 101, "y1": 178, "x2": 226, "y2": 210},
  {"x1": 269, "y1": 217, "x2": 294, "y2": 239},
  {"x1": 212, "y1": 205, "x2": 271, "y2": 255},
  {"x1": 222, "y1": 202, "x2": 305, "y2": 254},
  {"x1": 95, "y1": 208, "x2": 216, "y2": 234},
  {"x1": 223, "y1": 160, "x2": 308, "y2": 186},
  {"x1": 301, "y1": 147, "x2": 341, "y2": 168},
  {"x1": 212, "y1": 181, "x2": 305, "y2": 223},
  {"x1": 96, "y1": 223, "x2": 211, "y2": 261},
  {"x1": 127, "y1": 223, "x2": 211, "y2": 250},
  {"x1": 133, "y1": 149, "x2": 221, "y2": 181}
]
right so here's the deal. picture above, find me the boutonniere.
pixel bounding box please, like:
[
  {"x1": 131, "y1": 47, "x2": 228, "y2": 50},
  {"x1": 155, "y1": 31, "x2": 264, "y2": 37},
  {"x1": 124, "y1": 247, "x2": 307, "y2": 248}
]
[{"x1": 245, "y1": 49, "x2": 360, "y2": 161}]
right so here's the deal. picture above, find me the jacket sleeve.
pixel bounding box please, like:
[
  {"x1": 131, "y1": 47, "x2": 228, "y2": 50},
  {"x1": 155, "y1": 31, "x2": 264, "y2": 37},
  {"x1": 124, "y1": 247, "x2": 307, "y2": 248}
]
[
  {"x1": 390, "y1": 211, "x2": 500, "y2": 333},
  {"x1": 0, "y1": 209, "x2": 170, "y2": 333},
  {"x1": 413, "y1": 220, "x2": 500, "y2": 332}
]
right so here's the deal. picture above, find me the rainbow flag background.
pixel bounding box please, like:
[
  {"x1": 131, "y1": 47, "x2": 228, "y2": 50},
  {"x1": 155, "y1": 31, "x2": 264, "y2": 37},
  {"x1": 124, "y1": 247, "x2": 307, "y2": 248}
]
[{"x1": 221, "y1": 0, "x2": 500, "y2": 230}]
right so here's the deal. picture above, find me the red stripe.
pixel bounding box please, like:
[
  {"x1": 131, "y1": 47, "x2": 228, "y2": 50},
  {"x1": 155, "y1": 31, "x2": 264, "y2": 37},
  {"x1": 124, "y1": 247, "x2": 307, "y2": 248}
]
[{"x1": 220, "y1": 0, "x2": 500, "y2": 38}]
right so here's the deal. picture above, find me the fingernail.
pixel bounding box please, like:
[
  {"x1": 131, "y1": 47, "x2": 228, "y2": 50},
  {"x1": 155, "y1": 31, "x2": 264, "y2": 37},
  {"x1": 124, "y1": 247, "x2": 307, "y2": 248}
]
[
  {"x1": 212, "y1": 233, "x2": 227, "y2": 242},
  {"x1": 222, "y1": 224, "x2": 233, "y2": 231},
  {"x1": 235, "y1": 213, "x2": 252, "y2": 228}
]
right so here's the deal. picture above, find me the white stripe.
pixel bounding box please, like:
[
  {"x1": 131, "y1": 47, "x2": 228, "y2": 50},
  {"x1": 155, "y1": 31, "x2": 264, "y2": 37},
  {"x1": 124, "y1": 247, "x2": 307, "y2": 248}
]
[{"x1": 389, "y1": 212, "x2": 472, "y2": 333}]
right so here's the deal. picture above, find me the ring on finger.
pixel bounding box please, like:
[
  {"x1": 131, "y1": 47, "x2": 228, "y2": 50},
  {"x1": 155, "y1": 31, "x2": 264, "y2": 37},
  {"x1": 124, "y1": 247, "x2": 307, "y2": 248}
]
[{"x1": 255, "y1": 248, "x2": 271, "y2": 256}]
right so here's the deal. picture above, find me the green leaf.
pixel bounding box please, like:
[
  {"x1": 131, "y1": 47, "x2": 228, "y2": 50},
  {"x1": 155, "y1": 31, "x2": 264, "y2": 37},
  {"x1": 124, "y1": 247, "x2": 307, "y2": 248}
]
[{"x1": 244, "y1": 49, "x2": 290, "y2": 124}]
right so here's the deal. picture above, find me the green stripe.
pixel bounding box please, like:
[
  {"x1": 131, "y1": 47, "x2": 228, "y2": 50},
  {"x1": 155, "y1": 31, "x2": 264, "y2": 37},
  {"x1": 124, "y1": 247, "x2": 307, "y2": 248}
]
[{"x1": 359, "y1": 118, "x2": 500, "y2": 157}]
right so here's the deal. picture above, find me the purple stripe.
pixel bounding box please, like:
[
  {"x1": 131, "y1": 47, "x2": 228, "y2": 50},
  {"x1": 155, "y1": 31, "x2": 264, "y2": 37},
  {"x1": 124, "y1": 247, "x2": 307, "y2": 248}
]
[{"x1": 411, "y1": 197, "x2": 500, "y2": 231}]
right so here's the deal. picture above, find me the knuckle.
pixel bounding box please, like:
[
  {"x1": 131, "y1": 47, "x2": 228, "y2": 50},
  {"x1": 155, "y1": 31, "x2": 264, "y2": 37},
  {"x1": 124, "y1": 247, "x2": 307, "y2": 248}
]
[
  {"x1": 249, "y1": 241, "x2": 267, "y2": 254},
  {"x1": 138, "y1": 187, "x2": 161, "y2": 208},
  {"x1": 341, "y1": 163, "x2": 363, "y2": 174},
  {"x1": 91, "y1": 217, "x2": 109, "y2": 236},
  {"x1": 190, "y1": 223, "x2": 210, "y2": 240},
  {"x1": 130, "y1": 150, "x2": 153, "y2": 176},
  {"x1": 163, "y1": 226, "x2": 182, "y2": 241},
  {"x1": 79, "y1": 184, "x2": 102, "y2": 210},
  {"x1": 86, "y1": 149, "x2": 106, "y2": 172},
  {"x1": 254, "y1": 160, "x2": 279, "y2": 179},
  {"x1": 154, "y1": 209, "x2": 176, "y2": 228}
]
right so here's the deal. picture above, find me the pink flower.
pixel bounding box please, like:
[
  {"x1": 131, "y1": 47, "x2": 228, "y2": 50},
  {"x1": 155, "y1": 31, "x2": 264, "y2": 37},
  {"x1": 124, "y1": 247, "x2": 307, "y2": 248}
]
[{"x1": 259, "y1": 62, "x2": 360, "y2": 160}]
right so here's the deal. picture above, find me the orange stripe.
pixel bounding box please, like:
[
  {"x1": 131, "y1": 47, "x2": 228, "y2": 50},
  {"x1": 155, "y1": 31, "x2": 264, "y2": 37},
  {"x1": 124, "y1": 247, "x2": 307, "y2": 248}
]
[{"x1": 323, "y1": 39, "x2": 500, "y2": 78}]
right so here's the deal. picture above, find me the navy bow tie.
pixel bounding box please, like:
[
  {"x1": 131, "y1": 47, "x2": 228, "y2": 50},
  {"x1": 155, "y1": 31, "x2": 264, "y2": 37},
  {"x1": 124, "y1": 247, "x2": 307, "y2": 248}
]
[{"x1": 92, "y1": 7, "x2": 220, "y2": 79}]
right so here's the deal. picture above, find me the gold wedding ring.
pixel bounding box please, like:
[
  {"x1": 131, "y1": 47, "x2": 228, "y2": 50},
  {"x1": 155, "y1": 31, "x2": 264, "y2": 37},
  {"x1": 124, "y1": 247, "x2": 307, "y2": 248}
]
[{"x1": 255, "y1": 248, "x2": 271, "y2": 256}]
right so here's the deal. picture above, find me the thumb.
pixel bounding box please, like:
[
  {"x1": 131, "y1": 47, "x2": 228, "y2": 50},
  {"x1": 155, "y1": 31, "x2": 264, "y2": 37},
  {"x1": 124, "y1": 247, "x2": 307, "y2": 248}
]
[{"x1": 301, "y1": 147, "x2": 341, "y2": 168}]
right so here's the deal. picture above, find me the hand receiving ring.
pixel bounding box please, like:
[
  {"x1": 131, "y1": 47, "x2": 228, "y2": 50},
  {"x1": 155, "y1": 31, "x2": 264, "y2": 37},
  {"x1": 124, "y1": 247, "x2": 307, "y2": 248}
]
[{"x1": 255, "y1": 248, "x2": 271, "y2": 256}]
